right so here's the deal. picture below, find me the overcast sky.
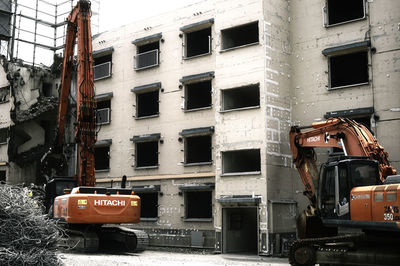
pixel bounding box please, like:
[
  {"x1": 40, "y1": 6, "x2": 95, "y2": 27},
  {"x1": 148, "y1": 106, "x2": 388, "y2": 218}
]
[
  {"x1": 13, "y1": 0, "x2": 204, "y2": 65},
  {"x1": 98, "y1": 0, "x2": 203, "y2": 32}
]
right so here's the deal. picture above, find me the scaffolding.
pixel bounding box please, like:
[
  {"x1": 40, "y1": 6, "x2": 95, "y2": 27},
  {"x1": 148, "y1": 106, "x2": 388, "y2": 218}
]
[{"x1": 0, "y1": 0, "x2": 99, "y2": 66}]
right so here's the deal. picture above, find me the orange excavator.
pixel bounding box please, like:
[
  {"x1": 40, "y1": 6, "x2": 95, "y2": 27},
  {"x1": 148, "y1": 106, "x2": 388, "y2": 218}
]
[
  {"x1": 289, "y1": 117, "x2": 400, "y2": 265},
  {"x1": 42, "y1": 0, "x2": 148, "y2": 252}
]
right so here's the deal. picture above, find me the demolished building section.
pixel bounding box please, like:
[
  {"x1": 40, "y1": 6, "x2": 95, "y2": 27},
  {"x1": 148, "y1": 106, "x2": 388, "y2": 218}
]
[{"x1": 0, "y1": 56, "x2": 61, "y2": 184}]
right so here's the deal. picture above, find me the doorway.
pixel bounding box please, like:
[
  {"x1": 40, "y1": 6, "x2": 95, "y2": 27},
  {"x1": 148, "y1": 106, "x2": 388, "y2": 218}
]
[{"x1": 222, "y1": 207, "x2": 258, "y2": 254}]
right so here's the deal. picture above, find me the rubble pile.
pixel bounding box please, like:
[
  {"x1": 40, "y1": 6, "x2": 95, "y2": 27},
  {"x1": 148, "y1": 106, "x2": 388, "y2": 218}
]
[
  {"x1": 16, "y1": 96, "x2": 58, "y2": 123},
  {"x1": 0, "y1": 184, "x2": 62, "y2": 266}
]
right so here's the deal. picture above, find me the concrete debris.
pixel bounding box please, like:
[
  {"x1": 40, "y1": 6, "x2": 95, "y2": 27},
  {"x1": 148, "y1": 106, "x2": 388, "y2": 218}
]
[
  {"x1": 0, "y1": 184, "x2": 62, "y2": 266},
  {"x1": 12, "y1": 144, "x2": 48, "y2": 166},
  {"x1": 16, "y1": 96, "x2": 58, "y2": 123}
]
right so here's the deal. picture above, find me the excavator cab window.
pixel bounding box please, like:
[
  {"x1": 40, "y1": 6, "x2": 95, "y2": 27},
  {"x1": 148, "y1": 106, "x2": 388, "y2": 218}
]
[
  {"x1": 320, "y1": 163, "x2": 350, "y2": 218},
  {"x1": 350, "y1": 162, "x2": 379, "y2": 187},
  {"x1": 320, "y1": 166, "x2": 336, "y2": 218}
]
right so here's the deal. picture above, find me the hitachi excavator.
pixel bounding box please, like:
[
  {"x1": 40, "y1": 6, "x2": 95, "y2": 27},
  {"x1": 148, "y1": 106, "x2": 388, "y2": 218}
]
[
  {"x1": 289, "y1": 117, "x2": 400, "y2": 265},
  {"x1": 41, "y1": 0, "x2": 148, "y2": 252}
]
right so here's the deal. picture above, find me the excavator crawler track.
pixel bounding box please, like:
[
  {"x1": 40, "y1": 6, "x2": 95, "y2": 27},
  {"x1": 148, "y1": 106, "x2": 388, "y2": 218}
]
[
  {"x1": 289, "y1": 233, "x2": 400, "y2": 266},
  {"x1": 98, "y1": 226, "x2": 149, "y2": 252}
]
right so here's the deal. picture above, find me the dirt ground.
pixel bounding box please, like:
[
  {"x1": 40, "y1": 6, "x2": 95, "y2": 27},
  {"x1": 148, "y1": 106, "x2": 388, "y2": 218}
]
[{"x1": 60, "y1": 249, "x2": 290, "y2": 266}]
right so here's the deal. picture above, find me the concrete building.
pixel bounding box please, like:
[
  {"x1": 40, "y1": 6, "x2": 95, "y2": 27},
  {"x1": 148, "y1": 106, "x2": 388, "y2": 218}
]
[
  {"x1": 90, "y1": 0, "x2": 400, "y2": 255},
  {"x1": 0, "y1": 0, "x2": 398, "y2": 256}
]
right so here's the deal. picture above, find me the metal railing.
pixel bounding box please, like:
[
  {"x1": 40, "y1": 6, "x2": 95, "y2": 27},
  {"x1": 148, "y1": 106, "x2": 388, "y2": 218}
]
[
  {"x1": 134, "y1": 49, "x2": 159, "y2": 70},
  {"x1": 96, "y1": 108, "x2": 110, "y2": 124},
  {"x1": 93, "y1": 61, "x2": 111, "y2": 81}
]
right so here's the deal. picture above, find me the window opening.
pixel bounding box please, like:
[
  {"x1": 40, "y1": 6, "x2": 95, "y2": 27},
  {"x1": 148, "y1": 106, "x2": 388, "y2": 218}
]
[
  {"x1": 0, "y1": 128, "x2": 7, "y2": 144},
  {"x1": 135, "y1": 41, "x2": 159, "y2": 70},
  {"x1": 0, "y1": 86, "x2": 10, "y2": 103},
  {"x1": 222, "y1": 149, "x2": 260, "y2": 174},
  {"x1": 329, "y1": 51, "x2": 368, "y2": 89},
  {"x1": 185, "y1": 27, "x2": 211, "y2": 58},
  {"x1": 136, "y1": 90, "x2": 159, "y2": 118},
  {"x1": 95, "y1": 146, "x2": 110, "y2": 171},
  {"x1": 185, "y1": 190, "x2": 212, "y2": 219},
  {"x1": 327, "y1": 0, "x2": 365, "y2": 26},
  {"x1": 221, "y1": 21, "x2": 258, "y2": 50},
  {"x1": 96, "y1": 99, "x2": 111, "y2": 124},
  {"x1": 93, "y1": 54, "x2": 112, "y2": 80},
  {"x1": 42, "y1": 83, "x2": 52, "y2": 97},
  {"x1": 221, "y1": 84, "x2": 259, "y2": 111},
  {"x1": 185, "y1": 80, "x2": 212, "y2": 110},
  {"x1": 136, "y1": 192, "x2": 158, "y2": 218},
  {"x1": 136, "y1": 141, "x2": 158, "y2": 168},
  {"x1": 185, "y1": 135, "x2": 212, "y2": 164},
  {"x1": 0, "y1": 170, "x2": 5, "y2": 182}
]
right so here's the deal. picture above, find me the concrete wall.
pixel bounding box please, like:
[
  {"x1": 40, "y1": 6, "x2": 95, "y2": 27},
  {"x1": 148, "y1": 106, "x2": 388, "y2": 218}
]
[
  {"x1": 93, "y1": 0, "x2": 217, "y2": 250},
  {"x1": 93, "y1": 0, "x2": 216, "y2": 179},
  {"x1": 290, "y1": 0, "x2": 400, "y2": 170}
]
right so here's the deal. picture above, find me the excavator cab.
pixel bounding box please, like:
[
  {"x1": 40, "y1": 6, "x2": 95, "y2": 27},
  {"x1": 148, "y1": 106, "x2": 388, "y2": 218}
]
[
  {"x1": 45, "y1": 177, "x2": 76, "y2": 214},
  {"x1": 318, "y1": 156, "x2": 380, "y2": 220}
]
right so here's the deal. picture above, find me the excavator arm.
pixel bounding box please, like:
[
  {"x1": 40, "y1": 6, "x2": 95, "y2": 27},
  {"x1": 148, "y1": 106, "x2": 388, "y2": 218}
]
[
  {"x1": 55, "y1": 0, "x2": 96, "y2": 187},
  {"x1": 290, "y1": 117, "x2": 396, "y2": 206}
]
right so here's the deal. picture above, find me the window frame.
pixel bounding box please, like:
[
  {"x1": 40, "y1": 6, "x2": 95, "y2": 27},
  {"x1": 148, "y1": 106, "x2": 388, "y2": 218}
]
[
  {"x1": 179, "y1": 185, "x2": 214, "y2": 222},
  {"x1": 179, "y1": 127, "x2": 214, "y2": 166},
  {"x1": 93, "y1": 48, "x2": 113, "y2": 81},
  {"x1": 220, "y1": 21, "x2": 259, "y2": 52},
  {"x1": 94, "y1": 140, "x2": 112, "y2": 172},
  {"x1": 323, "y1": 0, "x2": 366, "y2": 28},
  {"x1": 180, "y1": 18, "x2": 214, "y2": 59},
  {"x1": 220, "y1": 83, "x2": 260, "y2": 112},
  {"x1": 132, "y1": 33, "x2": 162, "y2": 71},
  {"x1": 322, "y1": 42, "x2": 370, "y2": 90},
  {"x1": 221, "y1": 149, "x2": 261, "y2": 176}
]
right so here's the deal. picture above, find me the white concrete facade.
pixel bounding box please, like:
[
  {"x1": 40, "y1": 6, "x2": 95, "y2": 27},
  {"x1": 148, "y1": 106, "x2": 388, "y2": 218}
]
[{"x1": 91, "y1": 0, "x2": 400, "y2": 255}]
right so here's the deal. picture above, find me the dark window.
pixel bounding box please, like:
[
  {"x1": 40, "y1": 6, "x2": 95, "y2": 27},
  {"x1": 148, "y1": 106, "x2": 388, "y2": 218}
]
[
  {"x1": 136, "y1": 192, "x2": 158, "y2": 218},
  {"x1": 136, "y1": 90, "x2": 159, "y2": 118},
  {"x1": 222, "y1": 149, "x2": 261, "y2": 174},
  {"x1": 185, "y1": 191, "x2": 212, "y2": 219},
  {"x1": 135, "y1": 41, "x2": 159, "y2": 70},
  {"x1": 185, "y1": 27, "x2": 211, "y2": 58},
  {"x1": 185, "y1": 135, "x2": 212, "y2": 164},
  {"x1": 350, "y1": 163, "x2": 379, "y2": 187},
  {"x1": 327, "y1": 0, "x2": 365, "y2": 26},
  {"x1": 136, "y1": 141, "x2": 158, "y2": 168},
  {"x1": 0, "y1": 128, "x2": 7, "y2": 144},
  {"x1": 0, "y1": 86, "x2": 10, "y2": 103},
  {"x1": 353, "y1": 116, "x2": 371, "y2": 130},
  {"x1": 93, "y1": 54, "x2": 112, "y2": 80},
  {"x1": 221, "y1": 21, "x2": 258, "y2": 50},
  {"x1": 96, "y1": 99, "x2": 111, "y2": 124},
  {"x1": 0, "y1": 170, "x2": 5, "y2": 182},
  {"x1": 185, "y1": 80, "x2": 212, "y2": 110},
  {"x1": 329, "y1": 51, "x2": 368, "y2": 88},
  {"x1": 222, "y1": 84, "x2": 259, "y2": 111},
  {"x1": 42, "y1": 83, "x2": 52, "y2": 97},
  {"x1": 95, "y1": 146, "x2": 110, "y2": 171}
]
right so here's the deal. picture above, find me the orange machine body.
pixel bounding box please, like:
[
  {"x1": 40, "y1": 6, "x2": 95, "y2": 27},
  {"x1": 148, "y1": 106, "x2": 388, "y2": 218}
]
[
  {"x1": 54, "y1": 193, "x2": 141, "y2": 224},
  {"x1": 351, "y1": 184, "x2": 400, "y2": 224}
]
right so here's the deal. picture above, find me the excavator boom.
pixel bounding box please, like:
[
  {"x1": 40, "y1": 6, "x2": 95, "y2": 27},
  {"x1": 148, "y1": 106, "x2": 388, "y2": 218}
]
[
  {"x1": 44, "y1": 0, "x2": 148, "y2": 252},
  {"x1": 57, "y1": 0, "x2": 96, "y2": 187},
  {"x1": 290, "y1": 117, "x2": 396, "y2": 205}
]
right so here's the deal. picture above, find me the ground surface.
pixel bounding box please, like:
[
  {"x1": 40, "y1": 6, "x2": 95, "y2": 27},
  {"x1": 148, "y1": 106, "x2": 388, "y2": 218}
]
[{"x1": 60, "y1": 250, "x2": 290, "y2": 266}]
